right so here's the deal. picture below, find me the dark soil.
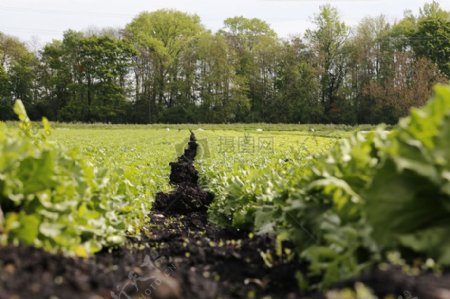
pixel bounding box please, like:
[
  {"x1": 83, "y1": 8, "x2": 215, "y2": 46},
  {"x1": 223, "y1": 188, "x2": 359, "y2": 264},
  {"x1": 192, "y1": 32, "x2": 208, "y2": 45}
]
[
  {"x1": 153, "y1": 132, "x2": 214, "y2": 214},
  {"x1": 1, "y1": 132, "x2": 450, "y2": 299}
]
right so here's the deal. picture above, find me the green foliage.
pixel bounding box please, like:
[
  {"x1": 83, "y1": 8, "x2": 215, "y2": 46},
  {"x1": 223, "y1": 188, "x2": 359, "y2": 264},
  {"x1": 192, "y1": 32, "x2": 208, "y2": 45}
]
[
  {"x1": 275, "y1": 130, "x2": 386, "y2": 289},
  {"x1": 126, "y1": 10, "x2": 203, "y2": 63},
  {"x1": 411, "y1": 17, "x2": 450, "y2": 76},
  {"x1": 1, "y1": 4, "x2": 449, "y2": 124},
  {"x1": 0, "y1": 101, "x2": 171, "y2": 256},
  {"x1": 366, "y1": 85, "x2": 450, "y2": 264},
  {"x1": 195, "y1": 33, "x2": 250, "y2": 122},
  {"x1": 203, "y1": 84, "x2": 450, "y2": 290},
  {"x1": 220, "y1": 16, "x2": 281, "y2": 122},
  {"x1": 124, "y1": 10, "x2": 206, "y2": 122},
  {"x1": 223, "y1": 16, "x2": 276, "y2": 36},
  {"x1": 0, "y1": 65, "x2": 13, "y2": 119},
  {"x1": 305, "y1": 5, "x2": 351, "y2": 122}
]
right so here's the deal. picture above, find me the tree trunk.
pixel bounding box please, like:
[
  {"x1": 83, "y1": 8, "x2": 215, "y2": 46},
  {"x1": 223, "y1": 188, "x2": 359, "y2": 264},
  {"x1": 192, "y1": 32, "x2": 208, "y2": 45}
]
[
  {"x1": 0, "y1": 204, "x2": 4, "y2": 234},
  {"x1": 87, "y1": 75, "x2": 92, "y2": 122}
]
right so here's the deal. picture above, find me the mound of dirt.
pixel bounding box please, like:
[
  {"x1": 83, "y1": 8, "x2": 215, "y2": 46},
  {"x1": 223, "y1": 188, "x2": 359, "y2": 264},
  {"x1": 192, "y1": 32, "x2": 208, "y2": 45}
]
[
  {"x1": 0, "y1": 212, "x2": 305, "y2": 299},
  {"x1": 153, "y1": 132, "x2": 214, "y2": 214}
]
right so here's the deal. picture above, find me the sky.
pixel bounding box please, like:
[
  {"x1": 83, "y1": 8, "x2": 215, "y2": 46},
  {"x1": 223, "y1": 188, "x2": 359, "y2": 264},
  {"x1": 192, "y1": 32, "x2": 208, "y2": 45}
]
[{"x1": 1, "y1": 0, "x2": 450, "y2": 48}]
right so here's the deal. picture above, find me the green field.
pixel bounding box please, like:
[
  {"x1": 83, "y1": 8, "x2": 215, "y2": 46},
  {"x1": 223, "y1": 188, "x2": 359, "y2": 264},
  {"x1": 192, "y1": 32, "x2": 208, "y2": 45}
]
[
  {"x1": 1, "y1": 1, "x2": 450, "y2": 296},
  {"x1": 1, "y1": 85, "x2": 450, "y2": 295},
  {"x1": 1, "y1": 117, "x2": 347, "y2": 254}
]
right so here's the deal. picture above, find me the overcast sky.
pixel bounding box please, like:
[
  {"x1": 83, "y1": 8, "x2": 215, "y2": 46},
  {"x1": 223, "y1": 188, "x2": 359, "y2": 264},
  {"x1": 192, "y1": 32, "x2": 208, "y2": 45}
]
[{"x1": 1, "y1": 0, "x2": 450, "y2": 47}]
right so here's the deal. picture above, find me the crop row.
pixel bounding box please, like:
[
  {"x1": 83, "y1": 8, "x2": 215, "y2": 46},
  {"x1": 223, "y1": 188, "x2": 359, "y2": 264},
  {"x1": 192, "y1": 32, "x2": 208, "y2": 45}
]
[
  {"x1": 1, "y1": 85, "x2": 449, "y2": 292},
  {"x1": 198, "y1": 84, "x2": 450, "y2": 290},
  {"x1": 0, "y1": 102, "x2": 183, "y2": 256}
]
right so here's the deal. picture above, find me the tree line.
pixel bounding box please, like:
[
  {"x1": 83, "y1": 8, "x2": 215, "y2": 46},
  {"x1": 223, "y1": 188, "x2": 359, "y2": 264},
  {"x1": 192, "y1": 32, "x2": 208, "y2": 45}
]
[{"x1": 0, "y1": 2, "x2": 449, "y2": 124}]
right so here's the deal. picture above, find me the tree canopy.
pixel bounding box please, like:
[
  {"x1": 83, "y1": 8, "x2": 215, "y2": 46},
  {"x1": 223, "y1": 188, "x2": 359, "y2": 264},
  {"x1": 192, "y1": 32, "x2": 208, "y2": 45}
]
[{"x1": 0, "y1": 4, "x2": 448, "y2": 124}]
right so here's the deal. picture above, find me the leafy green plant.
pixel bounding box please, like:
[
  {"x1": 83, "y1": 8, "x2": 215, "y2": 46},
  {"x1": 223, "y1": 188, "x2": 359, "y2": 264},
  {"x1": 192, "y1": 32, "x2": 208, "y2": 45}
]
[
  {"x1": 0, "y1": 101, "x2": 165, "y2": 256},
  {"x1": 202, "y1": 84, "x2": 450, "y2": 290},
  {"x1": 366, "y1": 84, "x2": 450, "y2": 264}
]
